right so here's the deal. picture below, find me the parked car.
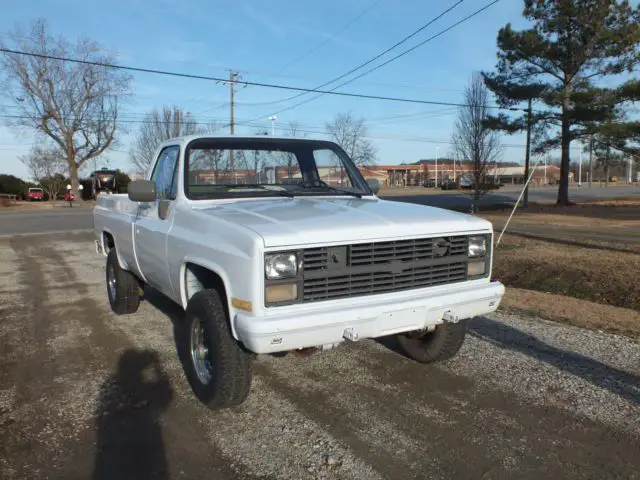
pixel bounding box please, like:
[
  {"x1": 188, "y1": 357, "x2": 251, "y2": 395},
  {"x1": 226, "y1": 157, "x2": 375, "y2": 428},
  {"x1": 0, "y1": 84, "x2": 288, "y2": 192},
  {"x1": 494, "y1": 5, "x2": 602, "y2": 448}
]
[
  {"x1": 440, "y1": 179, "x2": 456, "y2": 190},
  {"x1": 93, "y1": 135, "x2": 504, "y2": 409},
  {"x1": 26, "y1": 187, "x2": 44, "y2": 201}
]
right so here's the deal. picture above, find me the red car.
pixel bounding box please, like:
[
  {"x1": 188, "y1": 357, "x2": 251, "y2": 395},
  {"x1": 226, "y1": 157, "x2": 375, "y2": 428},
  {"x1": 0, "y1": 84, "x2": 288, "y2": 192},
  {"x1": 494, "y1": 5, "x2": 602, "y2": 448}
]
[{"x1": 26, "y1": 187, "x2": 44, "y2": 201}]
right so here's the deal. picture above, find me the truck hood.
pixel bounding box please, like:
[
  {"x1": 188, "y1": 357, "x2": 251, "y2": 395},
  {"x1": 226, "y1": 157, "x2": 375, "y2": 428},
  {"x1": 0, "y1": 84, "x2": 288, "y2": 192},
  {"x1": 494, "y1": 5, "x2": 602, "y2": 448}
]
[{"x1": 195, "y1": 197, "x2": 493, "y2": 247}]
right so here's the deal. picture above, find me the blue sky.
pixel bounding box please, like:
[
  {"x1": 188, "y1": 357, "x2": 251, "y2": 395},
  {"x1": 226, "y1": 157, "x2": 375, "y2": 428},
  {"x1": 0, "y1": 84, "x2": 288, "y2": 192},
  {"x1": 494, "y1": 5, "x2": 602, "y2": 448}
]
[{"x1": 0, "y1": 0, "x2": 635, "y2": 179}]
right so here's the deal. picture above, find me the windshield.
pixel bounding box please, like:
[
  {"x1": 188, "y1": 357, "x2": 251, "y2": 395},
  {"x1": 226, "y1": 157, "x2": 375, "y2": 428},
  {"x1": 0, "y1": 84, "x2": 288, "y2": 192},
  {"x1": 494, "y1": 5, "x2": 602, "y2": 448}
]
[
  {"x1": 184, "y1": 137, "x2": 372, "y2": 200},
  {"x1": 29, "y1": 188, "x2": 43, "y2": 193}
]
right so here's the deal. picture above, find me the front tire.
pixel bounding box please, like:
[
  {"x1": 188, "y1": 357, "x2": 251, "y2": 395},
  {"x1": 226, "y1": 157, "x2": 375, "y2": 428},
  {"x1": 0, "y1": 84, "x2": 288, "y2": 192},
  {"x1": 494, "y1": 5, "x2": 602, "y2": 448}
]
[
  {"x1": 182, "y1": 289, "x2": 253, "y2": 409},
  {"x1": 395, "y1": 319, "x2": 468, "y2": 364},
  {"x1": 106, "y1": 248, "x2": 141, "y2": 315}
]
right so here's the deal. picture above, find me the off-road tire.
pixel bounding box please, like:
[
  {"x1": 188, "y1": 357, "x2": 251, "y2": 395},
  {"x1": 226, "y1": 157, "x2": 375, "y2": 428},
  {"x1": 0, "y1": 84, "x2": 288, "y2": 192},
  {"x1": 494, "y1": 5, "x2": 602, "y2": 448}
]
[
  {"x1": 182, "y1": 289, "x2": 253, "y2": 409},
  {"x1": 106, "y1": 248, "x2": 141, "y2": 315},
  {"x1": 396, "y1": 319, "x2": 468, "y2": 364}
]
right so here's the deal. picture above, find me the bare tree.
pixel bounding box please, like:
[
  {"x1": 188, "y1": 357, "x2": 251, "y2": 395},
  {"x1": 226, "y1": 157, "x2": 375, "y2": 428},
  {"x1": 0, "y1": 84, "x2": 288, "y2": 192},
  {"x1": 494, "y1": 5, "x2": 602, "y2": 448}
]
[
  {"x1": 0, "y1": 18, "x2": 133, "y2": 201},
  {"x1": 451, "y1": 72, "x2": 502, "y2": 213},
  {"x1": 129, "y1": 105, "x2": 200, "y2": 174},
  {"x1": 287, "y1": 121, "x2": 300, "y2": 137},
  {"x1": 276, "y1": 121, "x2": 302, "y2": 179},
  {"x1": 19, "y1": 145, "x2": 67, "y2": 199},
  {"x1": 325, "y1": 111, "x2": 376, "y2": 182}
]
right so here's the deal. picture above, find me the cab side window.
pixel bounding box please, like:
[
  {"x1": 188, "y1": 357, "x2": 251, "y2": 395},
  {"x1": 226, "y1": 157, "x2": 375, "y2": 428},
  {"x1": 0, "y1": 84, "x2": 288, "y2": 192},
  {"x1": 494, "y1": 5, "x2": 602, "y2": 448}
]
[{"x1": 151, "y1": 146, "x2": 180, "y2": 200}]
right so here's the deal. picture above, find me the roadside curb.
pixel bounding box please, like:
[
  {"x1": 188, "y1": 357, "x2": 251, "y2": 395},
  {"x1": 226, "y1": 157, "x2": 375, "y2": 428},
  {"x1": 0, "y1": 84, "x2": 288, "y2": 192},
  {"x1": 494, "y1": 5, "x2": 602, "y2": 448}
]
[{"x1": 0, "y1": 228, "x2": 93, "y2": 239}]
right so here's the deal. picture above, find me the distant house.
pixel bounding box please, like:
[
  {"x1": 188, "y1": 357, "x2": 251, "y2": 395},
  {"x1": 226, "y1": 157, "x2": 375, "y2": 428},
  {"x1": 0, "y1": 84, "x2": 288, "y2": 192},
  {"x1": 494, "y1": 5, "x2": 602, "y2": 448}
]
[{"x1": 485, "y1": 165, "x2": 571, "y2": 185}]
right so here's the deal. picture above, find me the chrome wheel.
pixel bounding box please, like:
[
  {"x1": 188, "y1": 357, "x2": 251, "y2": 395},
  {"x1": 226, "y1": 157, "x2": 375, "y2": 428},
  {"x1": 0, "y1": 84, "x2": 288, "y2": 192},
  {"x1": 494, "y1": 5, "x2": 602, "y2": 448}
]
[
  {"x1": 190, "y1": 318, "x2": 213, "y2": 384},
  {"x1": 107, "y1": 264, "x2": 116, "y2": 300}
]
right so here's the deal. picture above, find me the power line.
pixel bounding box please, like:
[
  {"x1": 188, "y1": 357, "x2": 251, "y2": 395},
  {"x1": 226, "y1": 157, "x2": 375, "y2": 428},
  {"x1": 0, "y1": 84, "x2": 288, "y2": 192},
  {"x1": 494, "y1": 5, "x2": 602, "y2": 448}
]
[
  {"x1": 0, "y1": 47, "x2": 514, "y2": 110},
  {"x1": 0, "y1": 112, "x2": 528, "y2": 148},
  {"x1": 252, "y1": 0, "x2": 501, "y2": 121},
  {"x1": 249, "y1": 0, "x2": 466, "y2": 108},
  {"x1": 275, "y1": 0, "x2": 383, "y2": 75},
  {"x1": 230, "y1": 119, "x2": 561, "y2": 150}
]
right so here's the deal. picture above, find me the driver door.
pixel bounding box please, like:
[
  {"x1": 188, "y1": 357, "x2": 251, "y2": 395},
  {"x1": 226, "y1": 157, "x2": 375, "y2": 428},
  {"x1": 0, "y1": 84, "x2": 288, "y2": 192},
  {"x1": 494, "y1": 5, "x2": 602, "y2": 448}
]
[{"x1": 134, "y1": 145, "x2": 180, "y2": 295}]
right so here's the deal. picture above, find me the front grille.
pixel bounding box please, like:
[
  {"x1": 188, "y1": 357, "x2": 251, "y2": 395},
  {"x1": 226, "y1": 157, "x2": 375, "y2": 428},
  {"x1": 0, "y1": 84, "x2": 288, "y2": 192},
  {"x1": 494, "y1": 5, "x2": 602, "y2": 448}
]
[{"x1": 301, "y1": 235, "x2": 469, "y2": 302}]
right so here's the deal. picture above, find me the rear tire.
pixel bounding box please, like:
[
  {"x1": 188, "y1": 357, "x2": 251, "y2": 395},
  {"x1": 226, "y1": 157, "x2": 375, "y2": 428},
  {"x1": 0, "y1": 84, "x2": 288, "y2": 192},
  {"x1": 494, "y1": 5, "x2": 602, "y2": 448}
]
[
  {"x1": 106, "y1": 248, "x2": 141, "y2": 315},
  {"x1": 182, "y1": 289, "x2": 253, "y2": 409},
  {"x1": 395, "y1": 319, "x2": 468, "y2": 364}
]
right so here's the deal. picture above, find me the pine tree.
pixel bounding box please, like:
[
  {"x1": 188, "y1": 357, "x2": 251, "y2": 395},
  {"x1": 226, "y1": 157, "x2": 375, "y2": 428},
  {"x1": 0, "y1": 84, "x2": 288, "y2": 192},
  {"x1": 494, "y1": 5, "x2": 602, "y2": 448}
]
[{"x1": 484, "y1": 0, "x2": 640, "y2": 205}]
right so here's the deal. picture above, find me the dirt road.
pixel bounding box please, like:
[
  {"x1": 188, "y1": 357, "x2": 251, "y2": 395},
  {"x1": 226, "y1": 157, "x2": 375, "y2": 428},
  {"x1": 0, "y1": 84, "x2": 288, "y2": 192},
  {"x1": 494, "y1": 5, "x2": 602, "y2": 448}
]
[{"x1": 1, "y1": 232, "x2": 639, "y2": 479}]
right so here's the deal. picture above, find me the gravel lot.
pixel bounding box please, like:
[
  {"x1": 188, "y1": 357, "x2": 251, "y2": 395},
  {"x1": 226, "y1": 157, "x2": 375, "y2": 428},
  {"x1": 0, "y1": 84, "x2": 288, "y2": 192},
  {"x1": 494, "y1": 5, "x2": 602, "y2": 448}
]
[{"x1": 0, "y1": 231, "x2": 638, "y2": 480}]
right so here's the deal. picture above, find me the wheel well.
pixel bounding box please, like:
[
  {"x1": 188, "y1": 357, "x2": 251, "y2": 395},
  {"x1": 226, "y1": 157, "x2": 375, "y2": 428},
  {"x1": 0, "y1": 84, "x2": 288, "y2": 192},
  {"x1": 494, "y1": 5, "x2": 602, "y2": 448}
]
[
  {"x1": 103, "y1": 232, "x2": 115, "y2": 251},
  {"x1": 184, "y1": 263, "x2": 229, "y2": 311}
]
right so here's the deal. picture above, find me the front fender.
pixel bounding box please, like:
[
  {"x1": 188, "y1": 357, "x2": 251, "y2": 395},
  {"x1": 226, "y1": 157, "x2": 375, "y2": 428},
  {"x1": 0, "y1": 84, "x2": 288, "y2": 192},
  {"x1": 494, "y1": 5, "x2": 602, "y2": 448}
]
[{"x1": 179, "y1": 258, "x2": 237, "y2": 337}]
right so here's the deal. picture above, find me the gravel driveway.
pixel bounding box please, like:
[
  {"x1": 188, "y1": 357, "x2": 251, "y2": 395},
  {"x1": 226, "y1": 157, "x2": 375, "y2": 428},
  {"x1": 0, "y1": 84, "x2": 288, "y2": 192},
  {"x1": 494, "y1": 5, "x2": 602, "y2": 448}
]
[{"x1": 0, "y1": 231, "x2": 638, "y2": 480}]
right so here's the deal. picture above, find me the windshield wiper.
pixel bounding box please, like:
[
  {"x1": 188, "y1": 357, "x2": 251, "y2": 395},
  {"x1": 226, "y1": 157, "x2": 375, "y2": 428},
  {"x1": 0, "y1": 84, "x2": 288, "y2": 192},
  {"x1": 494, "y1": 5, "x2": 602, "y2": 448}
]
[
  {"x1": 290, "y1": 180, "x2": 362, "y2": 198},
  {"x1": 227, "y1": 184, "x2": 294, "y2": 198},
  {"x1": 316, "y1": 185, "x2": 362, "y2": 198}
]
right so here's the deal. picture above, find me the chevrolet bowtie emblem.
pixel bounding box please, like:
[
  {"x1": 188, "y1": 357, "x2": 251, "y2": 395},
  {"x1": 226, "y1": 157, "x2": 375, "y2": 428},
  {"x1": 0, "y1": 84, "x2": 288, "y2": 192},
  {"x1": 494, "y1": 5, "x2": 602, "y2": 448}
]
[{"x1": 432, "y1": 238, "x2": 449, "y2": 257}]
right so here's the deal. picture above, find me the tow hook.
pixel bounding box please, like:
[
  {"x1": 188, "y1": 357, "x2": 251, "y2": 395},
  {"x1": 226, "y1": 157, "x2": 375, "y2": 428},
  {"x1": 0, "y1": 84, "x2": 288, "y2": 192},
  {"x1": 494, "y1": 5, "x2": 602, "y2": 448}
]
[
  {"x1": 343, "y1": 328, "x2": 359, "y2": 341},
  {"x1": 443, "y1": 310, "x2": 460, "y2": 323}
]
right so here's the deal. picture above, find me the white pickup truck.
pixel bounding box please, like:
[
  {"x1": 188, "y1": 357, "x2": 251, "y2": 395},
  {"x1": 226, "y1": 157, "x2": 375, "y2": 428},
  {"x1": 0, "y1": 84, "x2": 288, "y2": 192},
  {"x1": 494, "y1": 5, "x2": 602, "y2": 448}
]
[{"x1": 93, "y1": 134, "x2": 504, "y2": 409}]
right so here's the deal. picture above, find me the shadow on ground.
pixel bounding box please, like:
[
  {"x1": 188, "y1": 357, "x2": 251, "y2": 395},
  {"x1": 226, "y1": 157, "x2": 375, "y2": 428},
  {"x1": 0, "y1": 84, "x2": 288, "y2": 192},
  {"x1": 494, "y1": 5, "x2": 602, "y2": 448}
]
[
  {"x1": 376, "y1": 317, "x2": 640, "y2": 404},
  {"x1": 377, "y1": 316, "x2": 639, "y2": 405},
  {"x1": 141, "y1": 286, "x2": 193, "y2": 380},
  {"x1": 468, "y1": 317, "x2": 639, "y2": 405},
  {"x1": 93, "y1": 348, "x2": 173, "y2": 480}
]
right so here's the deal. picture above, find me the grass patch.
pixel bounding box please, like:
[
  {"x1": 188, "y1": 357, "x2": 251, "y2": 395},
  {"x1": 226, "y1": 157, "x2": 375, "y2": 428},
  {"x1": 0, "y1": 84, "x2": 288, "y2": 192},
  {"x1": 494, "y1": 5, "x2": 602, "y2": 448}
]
[
  {"x1": 481, "y1": 200, "x2": 640, "y2": 223},
  {"x1": 499, "y1": 288, "x2": 640, "y2": 339},
  {"x1": 492, "y1": 235, "x2": 640, "y2": 311}
]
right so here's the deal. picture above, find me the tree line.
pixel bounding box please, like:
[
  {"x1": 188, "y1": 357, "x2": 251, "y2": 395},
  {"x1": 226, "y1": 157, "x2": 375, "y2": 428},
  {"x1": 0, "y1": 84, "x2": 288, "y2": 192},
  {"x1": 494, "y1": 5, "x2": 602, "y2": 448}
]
[{"x1": 1, "y1": 1, "x2": 638, "y2": 206}]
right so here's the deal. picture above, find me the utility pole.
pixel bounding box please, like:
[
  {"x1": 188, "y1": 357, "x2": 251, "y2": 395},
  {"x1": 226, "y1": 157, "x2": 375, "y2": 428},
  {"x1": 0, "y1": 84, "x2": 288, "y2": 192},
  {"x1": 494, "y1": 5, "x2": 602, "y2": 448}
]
[
  {"x1": 588, "y1": 134, "x2": 594, "y2": 188},
  {"x1": 523, "y1": 98, "x2": 532, "y2": 208},
  {"x1": 228, "y1": 70, "x2": 239, "y2": 170},
  {"x1": 229, "y1": 70, "x2": 236, "y2": 136}
]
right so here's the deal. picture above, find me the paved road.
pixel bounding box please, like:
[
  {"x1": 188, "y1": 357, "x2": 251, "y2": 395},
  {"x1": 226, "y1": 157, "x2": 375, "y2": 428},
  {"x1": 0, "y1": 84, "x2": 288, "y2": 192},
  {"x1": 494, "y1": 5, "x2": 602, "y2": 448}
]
[
  {"x1": 0, "y1": 232, "x2": 638, "y2": 479},
  {"x1": 387, "y1": 184, "x2": 640, "y2": 211},
  {"x1": 2, "y1": 185, "x2": 639, "y2": 236},
  {"x1": 0, "y1": 207, "x2": 93, "y2": 236}
]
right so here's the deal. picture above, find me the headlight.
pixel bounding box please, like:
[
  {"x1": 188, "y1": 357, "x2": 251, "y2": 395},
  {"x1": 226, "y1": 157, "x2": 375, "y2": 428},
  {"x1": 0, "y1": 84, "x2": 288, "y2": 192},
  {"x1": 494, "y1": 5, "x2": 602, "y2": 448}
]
[
  {"x1": 468, "y1": 236, "x2": 487, "y2": 258},
  {"x1": 265, "y1": 252, "x2": 298, "y2": 279}
]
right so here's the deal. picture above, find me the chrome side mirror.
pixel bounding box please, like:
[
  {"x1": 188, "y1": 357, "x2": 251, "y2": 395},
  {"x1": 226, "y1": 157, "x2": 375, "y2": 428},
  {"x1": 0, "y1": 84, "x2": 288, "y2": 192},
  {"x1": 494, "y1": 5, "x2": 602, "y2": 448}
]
[
  {"x1": 366, "y1": 179, "x2": 380, "y2": 195},
  {"x1": 128, "y1": 180, "x2": 156, "y2": 202}
]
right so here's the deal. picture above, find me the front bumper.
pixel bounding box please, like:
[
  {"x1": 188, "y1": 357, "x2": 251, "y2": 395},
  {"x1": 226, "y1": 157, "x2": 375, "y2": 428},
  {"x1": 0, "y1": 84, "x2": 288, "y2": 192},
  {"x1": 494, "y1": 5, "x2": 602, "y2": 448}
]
[{"x1": 234, "y1": 280, "x2": 505, "y2": 354}]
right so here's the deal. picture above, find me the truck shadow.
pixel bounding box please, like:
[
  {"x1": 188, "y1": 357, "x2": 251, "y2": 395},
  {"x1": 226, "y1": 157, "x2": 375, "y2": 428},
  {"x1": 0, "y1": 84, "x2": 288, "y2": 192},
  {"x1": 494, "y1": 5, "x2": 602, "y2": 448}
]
[
  {"x1": 378, "y1": 317, "x2": 639, "y2": 406},
  {"x1": 93, "y1": 348, "x2": 173, "y2": 480},
  {"x1": 467, "y1": 316, "x2": 639, "y2": 405},
  {"x1": 141, "y1": 286, "x2": 192, "y2": 377}
]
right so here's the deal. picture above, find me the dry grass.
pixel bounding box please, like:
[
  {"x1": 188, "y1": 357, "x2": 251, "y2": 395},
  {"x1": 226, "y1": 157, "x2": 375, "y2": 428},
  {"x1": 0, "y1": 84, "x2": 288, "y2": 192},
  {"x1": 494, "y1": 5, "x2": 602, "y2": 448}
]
[
  {"x1": 492, "y1": 235, "x2": 640, "y2": 311},
  {"x1": 500, "y1": 288, "x2": 640, "y2": 339},
  {"x1": 581, "y1": 198, "x2": 640, "y2": 207},
  {"x1": 481, "y1": 201, "x2": 640, "y2": 225}
]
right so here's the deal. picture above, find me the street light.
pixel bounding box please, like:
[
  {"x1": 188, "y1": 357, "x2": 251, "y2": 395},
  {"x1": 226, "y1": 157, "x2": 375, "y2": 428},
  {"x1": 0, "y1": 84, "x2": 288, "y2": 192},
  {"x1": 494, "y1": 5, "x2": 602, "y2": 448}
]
[
  {"x1": 434, "y1": 147, "x2": 440, "y2": 188},
  {"x1": 269, "y1": 115, "x2": 277, "y2": 136},
  {"x1": 579, "y1": 150, "x2": 582, "y2": 186}
]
